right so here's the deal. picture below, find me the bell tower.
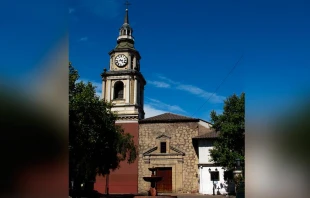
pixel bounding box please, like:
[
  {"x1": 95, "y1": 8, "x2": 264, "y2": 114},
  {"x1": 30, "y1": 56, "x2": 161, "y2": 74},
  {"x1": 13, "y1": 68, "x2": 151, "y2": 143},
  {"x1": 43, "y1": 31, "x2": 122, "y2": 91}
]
[
  {"x1": 101, "y1": 4, "x2": 146, "y2": 121},
  {"x1": 95, "y1": 2, "x2": 143, "y2": 194}
]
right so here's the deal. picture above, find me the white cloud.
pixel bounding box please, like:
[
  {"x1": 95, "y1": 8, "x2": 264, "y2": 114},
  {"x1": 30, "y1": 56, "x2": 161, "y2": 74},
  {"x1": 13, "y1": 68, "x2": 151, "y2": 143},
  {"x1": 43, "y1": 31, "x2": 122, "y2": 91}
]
[
  {"x1": 144, "y1": 104, "x2": 167, "y2": 118},
  {"x1": 69, "y1": 8, "x2": 75, "y2": 14},
  {"x1": 150, "y1": 75, "x2": 225, "y2": 104},
  {"x1": 79, "y1": 37, "x2": 88, "y2": 42},
  {"x1": 146, "y1": 98, "x2": 186, "y2": 113},
  {"x1": 176, "y1": 84, "x2": 225, "y2": 103},
  {"x1": 157, "y1": 75, "x2": 178, "y2": 85},
  {"x1": 148, "y1": 81, "x2": 170, "y2": 88}
]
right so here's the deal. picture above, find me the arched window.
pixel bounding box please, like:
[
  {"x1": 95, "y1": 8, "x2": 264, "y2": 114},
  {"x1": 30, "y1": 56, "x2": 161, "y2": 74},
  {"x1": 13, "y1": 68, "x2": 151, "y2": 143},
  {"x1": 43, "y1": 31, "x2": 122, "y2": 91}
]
[{"x1": 114, "y1": 81, "x2": 124, "y2": 99}]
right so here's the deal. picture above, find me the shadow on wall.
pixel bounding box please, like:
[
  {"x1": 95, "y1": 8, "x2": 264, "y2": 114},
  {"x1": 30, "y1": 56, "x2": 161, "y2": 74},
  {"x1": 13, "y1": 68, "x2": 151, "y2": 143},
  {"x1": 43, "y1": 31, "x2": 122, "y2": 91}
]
[{"x1": 191, "y1": 139, "x2": 199, "y2": 157}]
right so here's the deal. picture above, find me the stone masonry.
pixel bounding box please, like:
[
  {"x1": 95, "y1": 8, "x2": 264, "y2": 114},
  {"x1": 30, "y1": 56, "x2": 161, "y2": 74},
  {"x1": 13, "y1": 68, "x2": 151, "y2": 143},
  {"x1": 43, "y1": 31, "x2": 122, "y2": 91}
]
[{"x1": 138, "y1": 122, "x2": 199, "y2": 194}]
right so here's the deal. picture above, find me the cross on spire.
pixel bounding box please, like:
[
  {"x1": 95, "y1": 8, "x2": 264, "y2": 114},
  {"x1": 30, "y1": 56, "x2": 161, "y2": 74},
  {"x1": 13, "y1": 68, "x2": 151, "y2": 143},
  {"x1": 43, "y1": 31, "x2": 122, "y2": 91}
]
[{"x1": 124, "y1": 0, "x2": 131, "y2": 10}]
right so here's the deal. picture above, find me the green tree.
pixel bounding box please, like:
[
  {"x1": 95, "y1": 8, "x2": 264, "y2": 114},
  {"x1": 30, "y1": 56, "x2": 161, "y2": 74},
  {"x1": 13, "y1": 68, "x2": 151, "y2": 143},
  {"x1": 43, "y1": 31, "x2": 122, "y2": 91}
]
[
  {"x1": 69, "y1": 62, "x2": 137, "y2": 188},
  {"x1": 209, "y1": 92, "x2": 245, "y2": 170}
]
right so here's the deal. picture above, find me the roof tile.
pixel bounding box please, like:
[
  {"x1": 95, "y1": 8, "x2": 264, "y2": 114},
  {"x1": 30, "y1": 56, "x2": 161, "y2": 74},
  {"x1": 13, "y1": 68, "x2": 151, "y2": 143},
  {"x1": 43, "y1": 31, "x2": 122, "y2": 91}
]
[
  {"x1": 193, "y1": 130, "x2": 219, "y2": 139},
  {"x1": 139, "y1": 113, "x2": 199, "y2": 123}
]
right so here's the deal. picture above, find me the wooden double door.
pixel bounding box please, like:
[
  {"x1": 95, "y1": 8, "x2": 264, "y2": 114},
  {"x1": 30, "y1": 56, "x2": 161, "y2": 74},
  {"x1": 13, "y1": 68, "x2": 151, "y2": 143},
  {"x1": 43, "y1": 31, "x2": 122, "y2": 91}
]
[{"x1": 156, "y1": 167, "x2": 172, "y2": 193}]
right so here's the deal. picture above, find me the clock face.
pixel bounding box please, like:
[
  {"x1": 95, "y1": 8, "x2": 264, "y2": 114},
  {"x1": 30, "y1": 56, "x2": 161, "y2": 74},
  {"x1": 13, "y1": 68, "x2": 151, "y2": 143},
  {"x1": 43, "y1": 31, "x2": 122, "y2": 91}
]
[{"x1": 115, "y1": 54, "x2": 128, "y2": 67}]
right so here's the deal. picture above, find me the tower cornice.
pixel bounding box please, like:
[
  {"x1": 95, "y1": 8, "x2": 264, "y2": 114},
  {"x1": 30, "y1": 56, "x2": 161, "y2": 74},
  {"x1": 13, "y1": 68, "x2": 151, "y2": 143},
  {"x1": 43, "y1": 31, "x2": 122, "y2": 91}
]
[
  {"x1": 101, "y1": 69, "x2": 146, "y2": 85},
  {"x1": 109, "y1": 48, "x2": 141, "y2": 60}
]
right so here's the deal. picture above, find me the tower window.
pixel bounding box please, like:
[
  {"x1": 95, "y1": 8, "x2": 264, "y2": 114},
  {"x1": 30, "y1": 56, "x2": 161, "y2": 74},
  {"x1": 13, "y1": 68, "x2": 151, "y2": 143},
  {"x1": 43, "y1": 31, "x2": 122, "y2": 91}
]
[
  {"x1": 114, "y1": 81, "x2": 124, "y2": 99},
  {"x1": 160, "y1": 142, "x2": 166, "y2": 153}
]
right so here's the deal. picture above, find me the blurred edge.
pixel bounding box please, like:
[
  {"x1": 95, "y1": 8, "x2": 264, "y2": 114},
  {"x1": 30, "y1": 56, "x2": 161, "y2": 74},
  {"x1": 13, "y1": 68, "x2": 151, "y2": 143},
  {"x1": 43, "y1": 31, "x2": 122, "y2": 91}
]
[
  {"x1": 0, "y1": 16, "x2": 68, "y2": 198},
  {"x1": 0, "y1": 0, "x2": 309, "y2": 198},
  {"x1": 246, "y1": 91, "x2": 310, "y2": 198}
]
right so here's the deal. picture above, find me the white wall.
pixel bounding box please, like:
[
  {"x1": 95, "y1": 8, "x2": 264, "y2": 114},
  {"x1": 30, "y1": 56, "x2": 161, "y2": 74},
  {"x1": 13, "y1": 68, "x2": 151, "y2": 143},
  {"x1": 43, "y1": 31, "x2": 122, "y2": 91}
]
[
  {"x1": 199, "y1": 166, "x2": 231, "y2": 195},
  {"x1": 198, "y1": 139, "x2": 214, "y2": 164},
  {"x1": 198, "y1": 120, "x2": 212, "y2": 129},
  {"x1": 197, "y1": 139, "x2": 234, "y2": 195}
]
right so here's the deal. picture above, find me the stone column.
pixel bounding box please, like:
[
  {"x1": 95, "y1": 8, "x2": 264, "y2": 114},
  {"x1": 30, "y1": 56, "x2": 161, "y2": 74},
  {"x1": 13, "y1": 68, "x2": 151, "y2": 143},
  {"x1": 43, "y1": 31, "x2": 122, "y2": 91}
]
[
  {"x1": 102, "y1": 79, "x2": 106, "y2": 100},
  {"x1": 126, "y1": 78, "x2": 130, "y2": 103},
  {"x1": 110, "y1": 56, "x2": 113, "y2": 70},
  {"x1": 137, "y1": 81, "x2": 140, "y2": 105},
  {"x1": 134, "y1": 77, "x2": 137, "y2": 104},
  {"x1": 107, "y1": 80, "x2": 111, "y2": 101},
  {"x1": 127, "y1": 54, "x2": 132, "y2": 69},
  {"x1": 110, "y1": 81, "x2": 114, "y2": 101},
  {"x1": 133, "y1": 56, "x2": 137, "y2": 69}
]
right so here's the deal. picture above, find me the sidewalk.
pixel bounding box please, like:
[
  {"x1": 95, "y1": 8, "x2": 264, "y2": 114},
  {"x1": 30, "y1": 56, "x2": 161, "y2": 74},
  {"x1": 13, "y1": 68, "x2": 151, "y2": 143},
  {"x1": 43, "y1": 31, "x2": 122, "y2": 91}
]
[
  {"x1": 71, "y1": 193, "x2": 236, "y2": 198},
  {"x1": 158, "y1": 193, "x2": 236, "y2": 198}
]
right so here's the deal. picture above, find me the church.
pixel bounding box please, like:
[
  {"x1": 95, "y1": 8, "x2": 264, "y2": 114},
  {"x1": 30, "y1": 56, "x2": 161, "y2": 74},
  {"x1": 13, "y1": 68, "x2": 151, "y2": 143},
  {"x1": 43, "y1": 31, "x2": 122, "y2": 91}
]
[{"x1": 94, "y1": 6, "x2": 230, "y2": 196}]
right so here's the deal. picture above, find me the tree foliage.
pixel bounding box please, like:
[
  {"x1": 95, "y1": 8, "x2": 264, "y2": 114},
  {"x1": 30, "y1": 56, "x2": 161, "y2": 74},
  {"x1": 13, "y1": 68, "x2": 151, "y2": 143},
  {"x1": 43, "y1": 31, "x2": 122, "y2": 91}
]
[
  {"x1": 69, "y1": 62, "x2": 137, "y2": 185},
  {"x1": 209, "y1": 92, "x2": 245, "y2": 170}
]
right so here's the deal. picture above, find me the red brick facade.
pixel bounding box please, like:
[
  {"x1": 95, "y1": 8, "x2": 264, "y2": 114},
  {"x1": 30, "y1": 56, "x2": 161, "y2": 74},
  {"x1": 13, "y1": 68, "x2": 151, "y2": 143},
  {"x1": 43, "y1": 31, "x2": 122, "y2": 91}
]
[{"x1": 94, "y1": 122, "x2": 139, "y2": 194}]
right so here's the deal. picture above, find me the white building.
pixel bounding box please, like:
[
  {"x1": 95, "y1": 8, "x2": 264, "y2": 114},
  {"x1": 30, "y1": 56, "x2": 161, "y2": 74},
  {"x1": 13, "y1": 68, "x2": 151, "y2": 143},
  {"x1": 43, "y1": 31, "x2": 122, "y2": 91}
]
[{"x1": 192, "y1": 122, "x2": 235, "y2": 195}]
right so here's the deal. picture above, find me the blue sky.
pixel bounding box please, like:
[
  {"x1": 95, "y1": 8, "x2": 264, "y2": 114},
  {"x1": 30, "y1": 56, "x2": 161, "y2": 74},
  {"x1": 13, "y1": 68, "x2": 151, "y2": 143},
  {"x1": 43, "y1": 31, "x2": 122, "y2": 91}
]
[
  {"x1": 68, "y1": 0, "x2": 309, "y2": 120},
  {"x1": 69, "y1": 0, "x2": 249, "y2": 120},
  {"x1": 1, "y1": 0, "x2": 309, "y2": 121}
]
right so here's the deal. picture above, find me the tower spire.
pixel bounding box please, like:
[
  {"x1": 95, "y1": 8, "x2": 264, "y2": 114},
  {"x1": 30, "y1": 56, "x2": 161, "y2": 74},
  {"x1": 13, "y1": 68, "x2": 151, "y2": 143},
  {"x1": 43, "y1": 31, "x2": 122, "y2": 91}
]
[
  {"x1": 124, "y1": 0, "x2": 131, "y2": 24},
  {"x1": 124, "y1": 8, "x2": 129, "y2": 24},
  {"x1": 117, "y1": 0, "x2": 134, "y2": 43}
]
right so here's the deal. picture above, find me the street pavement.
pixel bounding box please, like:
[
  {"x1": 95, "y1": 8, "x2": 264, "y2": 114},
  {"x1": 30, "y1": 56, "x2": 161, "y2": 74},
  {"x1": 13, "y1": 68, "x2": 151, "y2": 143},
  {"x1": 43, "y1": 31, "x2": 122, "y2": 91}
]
[
  {"x1": 70, "y1": 193, "x2": 236, "y2": 198},
  {"x1": 158, "y1": 193, "x2": 235, "y2": 198}
]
